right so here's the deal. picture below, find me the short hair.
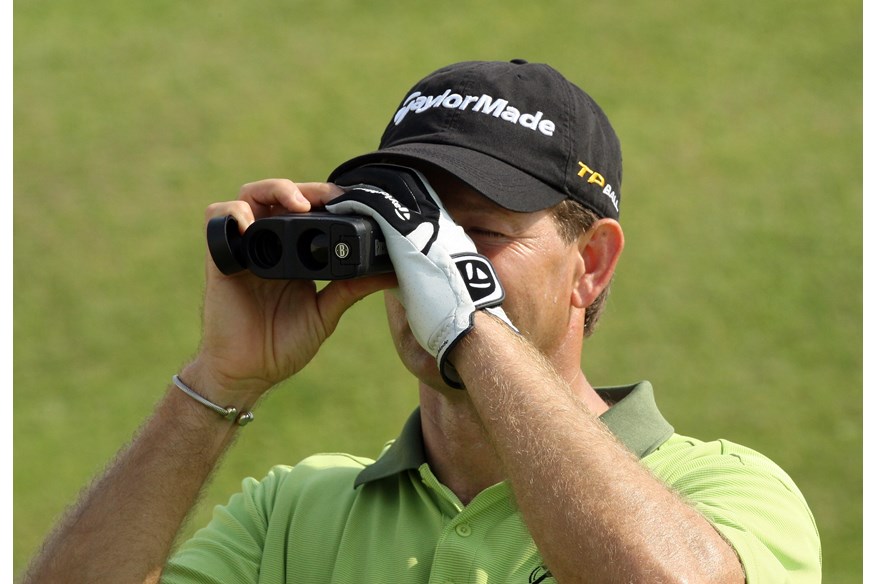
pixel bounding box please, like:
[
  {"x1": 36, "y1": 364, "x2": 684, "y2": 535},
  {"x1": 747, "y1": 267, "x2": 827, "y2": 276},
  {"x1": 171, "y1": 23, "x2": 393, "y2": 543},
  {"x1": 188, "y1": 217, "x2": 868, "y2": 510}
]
[{"x1": 551, "y1": 199, "x2": 613, "y2": 338}]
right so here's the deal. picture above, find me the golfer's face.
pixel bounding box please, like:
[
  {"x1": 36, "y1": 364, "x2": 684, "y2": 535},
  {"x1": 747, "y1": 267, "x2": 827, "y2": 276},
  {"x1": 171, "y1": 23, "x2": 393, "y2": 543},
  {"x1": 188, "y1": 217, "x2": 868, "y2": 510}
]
[{"x1": 384, "y1": 173, "x2": 584, "y2": 390}]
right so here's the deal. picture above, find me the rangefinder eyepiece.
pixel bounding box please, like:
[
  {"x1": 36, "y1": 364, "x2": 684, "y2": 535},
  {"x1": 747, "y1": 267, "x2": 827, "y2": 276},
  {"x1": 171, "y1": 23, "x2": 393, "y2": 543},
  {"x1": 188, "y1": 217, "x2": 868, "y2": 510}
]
[{"x1": 207, "y1": 212, "x2": 391, "y2": 280}]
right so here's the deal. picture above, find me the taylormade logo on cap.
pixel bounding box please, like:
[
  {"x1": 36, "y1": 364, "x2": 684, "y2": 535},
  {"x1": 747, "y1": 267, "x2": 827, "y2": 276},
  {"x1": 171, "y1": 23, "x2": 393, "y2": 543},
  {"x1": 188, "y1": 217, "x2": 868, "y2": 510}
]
[
  {"x1": 393, "y1": 90, "x2": 556, "y2": 137},
  {"x1": 329, "y1": 60, "x2": 623, "y2": 220}
]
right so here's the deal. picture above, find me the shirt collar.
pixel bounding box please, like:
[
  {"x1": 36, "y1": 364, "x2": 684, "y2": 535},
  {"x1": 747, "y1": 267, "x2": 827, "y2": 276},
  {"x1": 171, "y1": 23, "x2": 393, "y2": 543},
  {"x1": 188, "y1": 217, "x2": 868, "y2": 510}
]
[{"x1": 354, "y1": 381, "x2": 674, "y2": 487}]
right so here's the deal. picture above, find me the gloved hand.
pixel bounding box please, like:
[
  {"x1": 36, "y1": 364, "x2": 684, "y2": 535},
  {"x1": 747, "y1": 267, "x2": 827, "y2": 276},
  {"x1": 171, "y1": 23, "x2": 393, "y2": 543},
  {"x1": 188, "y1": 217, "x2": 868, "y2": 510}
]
[{"x1": 327, "y1": 163, "x2": 516, "y2": 388}]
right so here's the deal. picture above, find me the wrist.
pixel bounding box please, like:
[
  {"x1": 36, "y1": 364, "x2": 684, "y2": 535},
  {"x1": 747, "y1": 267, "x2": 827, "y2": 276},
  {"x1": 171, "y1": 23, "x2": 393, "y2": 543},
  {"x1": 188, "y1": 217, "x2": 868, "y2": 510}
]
[
  {"x1": 172, "y1": 375, "x2": 255, "y2": 426},
  {"x1": 178, "y1": 359, "x2": 269, "y2": 412},
  {"x1": 443, "y1": 308, "x2": 519, "y2": 386}
]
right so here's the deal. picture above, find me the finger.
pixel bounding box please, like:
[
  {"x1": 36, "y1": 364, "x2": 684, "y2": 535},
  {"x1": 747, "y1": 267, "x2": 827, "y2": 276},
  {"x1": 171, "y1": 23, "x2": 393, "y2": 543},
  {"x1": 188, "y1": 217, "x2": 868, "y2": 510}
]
[
  {"x1": 239, "y1": 179, "x2": 313, "y2": 216},
  {"x1": 205, "y1": 200, "x2": 256, "y2": 232},
  {"x1": 316, "y1": 273, "x2": 398, "y2": 335},
  {"x1": 261, "y1": 182, "x2": 343, "y2": 217},
  {"x1": 297, "y1": 182, "x2": 346, "y2": 207}
]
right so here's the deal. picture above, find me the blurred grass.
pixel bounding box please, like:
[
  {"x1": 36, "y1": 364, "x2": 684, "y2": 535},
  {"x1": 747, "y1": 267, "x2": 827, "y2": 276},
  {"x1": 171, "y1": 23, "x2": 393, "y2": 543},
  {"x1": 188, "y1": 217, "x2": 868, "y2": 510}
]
[{"x1": 14, "y1": 0, "x2": 861, "y2": 580}]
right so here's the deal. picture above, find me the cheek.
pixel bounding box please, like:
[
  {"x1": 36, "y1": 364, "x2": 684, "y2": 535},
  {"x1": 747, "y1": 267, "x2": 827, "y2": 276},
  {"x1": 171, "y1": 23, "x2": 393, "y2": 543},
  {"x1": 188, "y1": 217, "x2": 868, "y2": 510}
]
[
  {"x1": 383, "y1": 292, "x2": 441, "y2": 376},
  {"x1": 383, "y1": 292, "x2": 405, "y2": 331},
  {"x1": 383, "y1": 293, "x2": 413, "y2": 351},
  {"x1": 492, "y1": 249, "x2": 577, "y2": 340}
]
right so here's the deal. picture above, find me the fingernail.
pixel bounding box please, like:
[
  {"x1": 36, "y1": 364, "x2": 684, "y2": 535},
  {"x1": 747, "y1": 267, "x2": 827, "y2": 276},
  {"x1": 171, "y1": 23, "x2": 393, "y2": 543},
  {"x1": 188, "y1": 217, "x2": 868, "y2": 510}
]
[{"x1": 295, "y1": 191, "x2": 311, "y2": 208}]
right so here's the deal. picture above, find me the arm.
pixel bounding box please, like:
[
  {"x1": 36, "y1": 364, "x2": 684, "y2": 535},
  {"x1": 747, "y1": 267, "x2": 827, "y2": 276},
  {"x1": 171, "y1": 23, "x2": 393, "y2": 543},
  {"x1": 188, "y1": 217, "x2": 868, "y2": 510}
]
[
  {"x1": 452, "y1": 312, "x2": 745, "y2": 584},
  {"x1": 22, "y1": 180, "x2": 393, "y2": 584},
  {"x1": 324, "y1": 168, "x2": 744, "y2": 582},
  {"x1": 21, "y1": 366, "x2": 250, "y2": 584}
]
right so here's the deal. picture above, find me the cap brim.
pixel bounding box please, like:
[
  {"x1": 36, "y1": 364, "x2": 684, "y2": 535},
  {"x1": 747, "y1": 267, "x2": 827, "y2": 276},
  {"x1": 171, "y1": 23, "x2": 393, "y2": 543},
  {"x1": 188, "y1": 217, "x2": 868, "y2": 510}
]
[{"x1": 328, "y1": 143, "x2": 567, "y2": 213}]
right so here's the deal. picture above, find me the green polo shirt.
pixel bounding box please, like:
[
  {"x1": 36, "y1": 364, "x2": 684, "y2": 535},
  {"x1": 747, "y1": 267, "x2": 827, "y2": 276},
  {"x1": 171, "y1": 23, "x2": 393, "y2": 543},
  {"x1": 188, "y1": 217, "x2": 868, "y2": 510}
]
[{"x1": 162, "y1": 382, "x2": 821, "y2": 583}]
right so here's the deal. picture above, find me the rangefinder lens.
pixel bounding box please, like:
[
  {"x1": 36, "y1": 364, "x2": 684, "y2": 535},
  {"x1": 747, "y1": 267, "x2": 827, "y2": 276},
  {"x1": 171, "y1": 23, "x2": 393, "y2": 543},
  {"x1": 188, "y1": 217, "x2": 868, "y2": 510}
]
[
  {"x1": 298, "y1": 229, "x2": 329, "y2": 271},
  {"x1": 249, "y1": 229, "x2": 283, "y2": 270}
]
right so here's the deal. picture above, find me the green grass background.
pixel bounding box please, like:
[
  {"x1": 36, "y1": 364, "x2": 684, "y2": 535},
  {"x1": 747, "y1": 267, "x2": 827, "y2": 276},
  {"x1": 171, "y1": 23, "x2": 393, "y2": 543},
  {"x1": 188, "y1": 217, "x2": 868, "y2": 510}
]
[{"x1": 14, "y1": 0, "x2": 861, "y2": 580}]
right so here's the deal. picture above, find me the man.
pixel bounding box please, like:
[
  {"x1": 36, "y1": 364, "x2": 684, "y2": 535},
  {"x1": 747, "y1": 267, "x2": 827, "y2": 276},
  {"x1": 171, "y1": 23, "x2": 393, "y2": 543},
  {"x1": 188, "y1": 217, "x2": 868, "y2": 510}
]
[{"x1": 24, "y1": 60, "x2": 821, "y2": 583}]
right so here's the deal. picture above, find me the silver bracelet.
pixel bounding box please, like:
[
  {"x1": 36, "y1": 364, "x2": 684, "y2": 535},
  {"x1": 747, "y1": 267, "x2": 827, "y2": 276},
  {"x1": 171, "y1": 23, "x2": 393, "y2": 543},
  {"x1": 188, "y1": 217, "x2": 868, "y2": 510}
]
[{"x1": 172, "y1": 375, "x2": 254, "y2": 426}]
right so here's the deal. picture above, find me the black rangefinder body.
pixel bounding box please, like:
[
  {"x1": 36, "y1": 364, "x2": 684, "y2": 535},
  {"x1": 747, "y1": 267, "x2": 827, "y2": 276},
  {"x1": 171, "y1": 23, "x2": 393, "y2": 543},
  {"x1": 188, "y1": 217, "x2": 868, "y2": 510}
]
[
  {"x1": 207, "y1": 163, "x2": 442, "y2": 280},
  {"x1": 207, "y1": 164, "x2": 435, "y2": 280},
  {"x1": 208, "y1": 212, "x2": 391, "y2": 280}
]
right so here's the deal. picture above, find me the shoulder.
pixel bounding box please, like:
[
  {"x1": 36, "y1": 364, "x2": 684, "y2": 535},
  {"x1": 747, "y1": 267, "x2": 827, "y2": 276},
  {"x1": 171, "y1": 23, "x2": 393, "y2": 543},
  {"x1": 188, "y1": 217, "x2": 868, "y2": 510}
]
[
  {"x1": 242, "y1": 452, "x2": 378, "y2": 510},
  {"x1": 644, "y1": 434, "x2": 822, "y2": 583},
  {"x1": 162, "y1": 453, "x2": 381, "y2": 583},
  {"x1": 644, "y1": 434, "x2": 801, "y2": 492}
]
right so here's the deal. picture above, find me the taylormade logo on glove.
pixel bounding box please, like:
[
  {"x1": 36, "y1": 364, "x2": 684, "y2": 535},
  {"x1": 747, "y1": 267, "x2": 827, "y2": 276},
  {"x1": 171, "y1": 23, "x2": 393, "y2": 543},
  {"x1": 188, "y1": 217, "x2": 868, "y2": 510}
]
[
  {"x1": 327, "y1": 163, "x2": 516, "y2": 388},
  {"x1": 355, "y1": 186, "x2": 412, "y2": 221}
]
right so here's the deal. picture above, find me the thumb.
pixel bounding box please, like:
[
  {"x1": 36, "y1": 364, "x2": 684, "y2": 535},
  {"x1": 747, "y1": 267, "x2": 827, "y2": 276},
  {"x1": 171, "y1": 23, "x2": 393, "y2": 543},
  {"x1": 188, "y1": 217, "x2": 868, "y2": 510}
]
[{"x1": 315, "y1": 273, "x2": 399, "y2": 334}]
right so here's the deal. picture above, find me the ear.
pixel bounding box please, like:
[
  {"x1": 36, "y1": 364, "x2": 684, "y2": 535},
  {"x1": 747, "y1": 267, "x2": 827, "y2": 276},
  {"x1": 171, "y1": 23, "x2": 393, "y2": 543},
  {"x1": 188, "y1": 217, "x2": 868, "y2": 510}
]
[{"x1": 571, "y1": 219, "x2": 624, "y2": 309}]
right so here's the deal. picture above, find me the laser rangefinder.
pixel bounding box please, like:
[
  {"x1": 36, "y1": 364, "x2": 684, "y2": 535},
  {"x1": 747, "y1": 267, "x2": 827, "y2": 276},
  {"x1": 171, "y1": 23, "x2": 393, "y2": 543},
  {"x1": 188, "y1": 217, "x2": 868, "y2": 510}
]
[
  {"x1": 207, "y1": 211, "x2": 391, "y2": 280},
  {"x1": 207, "y1": 164, "x2": 441, "y2": 279}
]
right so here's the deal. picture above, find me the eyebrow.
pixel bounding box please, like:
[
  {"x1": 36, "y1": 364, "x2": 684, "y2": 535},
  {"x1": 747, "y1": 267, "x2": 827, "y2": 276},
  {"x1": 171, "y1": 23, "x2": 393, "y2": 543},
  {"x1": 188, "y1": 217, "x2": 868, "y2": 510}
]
[
  {"x1": 432, "y1": 178, "x2": 539, "y2": 230},
  {"x1": 448, "y1": 200, "x2": 538, "y2": 234}
]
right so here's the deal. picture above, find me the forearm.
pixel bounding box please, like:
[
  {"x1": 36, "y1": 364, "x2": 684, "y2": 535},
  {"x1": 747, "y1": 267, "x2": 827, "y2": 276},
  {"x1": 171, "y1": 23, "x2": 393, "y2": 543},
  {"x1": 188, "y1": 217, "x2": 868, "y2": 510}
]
[
  {"x1": 23, "y1": 365, "x2": 256, "y2": 584},
  {"x1": 453, "y1": 313, "x2": 743, "y2": 584}
]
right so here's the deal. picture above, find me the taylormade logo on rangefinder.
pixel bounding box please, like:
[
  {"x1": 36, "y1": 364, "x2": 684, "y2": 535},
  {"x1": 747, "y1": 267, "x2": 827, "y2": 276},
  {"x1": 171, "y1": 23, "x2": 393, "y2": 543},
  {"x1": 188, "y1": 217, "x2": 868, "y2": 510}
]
[{"x1": 394, "y1": 90, "x2": 556, "y2": 137}]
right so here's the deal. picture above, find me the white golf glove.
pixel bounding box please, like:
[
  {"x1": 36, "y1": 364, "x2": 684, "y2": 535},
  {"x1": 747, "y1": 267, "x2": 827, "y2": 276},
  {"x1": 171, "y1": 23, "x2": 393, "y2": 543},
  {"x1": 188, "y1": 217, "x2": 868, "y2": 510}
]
[{"x1": 326, "y1": 163, "x2": 516, "y2": 388}]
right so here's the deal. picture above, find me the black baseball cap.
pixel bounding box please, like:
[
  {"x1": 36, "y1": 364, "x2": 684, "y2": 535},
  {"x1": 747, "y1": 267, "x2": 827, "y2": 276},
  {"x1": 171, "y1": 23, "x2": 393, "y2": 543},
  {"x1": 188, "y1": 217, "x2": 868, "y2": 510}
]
[{"x1": 328, "y1": 59, "x2": 622, "y2": 220}]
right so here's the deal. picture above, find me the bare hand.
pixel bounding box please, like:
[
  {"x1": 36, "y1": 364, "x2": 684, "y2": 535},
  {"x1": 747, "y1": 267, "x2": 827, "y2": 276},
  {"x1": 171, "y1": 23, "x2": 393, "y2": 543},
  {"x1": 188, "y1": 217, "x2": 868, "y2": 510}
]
[{"x1": 183, "y1": 179, "x2": 396, "y2": 403}]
